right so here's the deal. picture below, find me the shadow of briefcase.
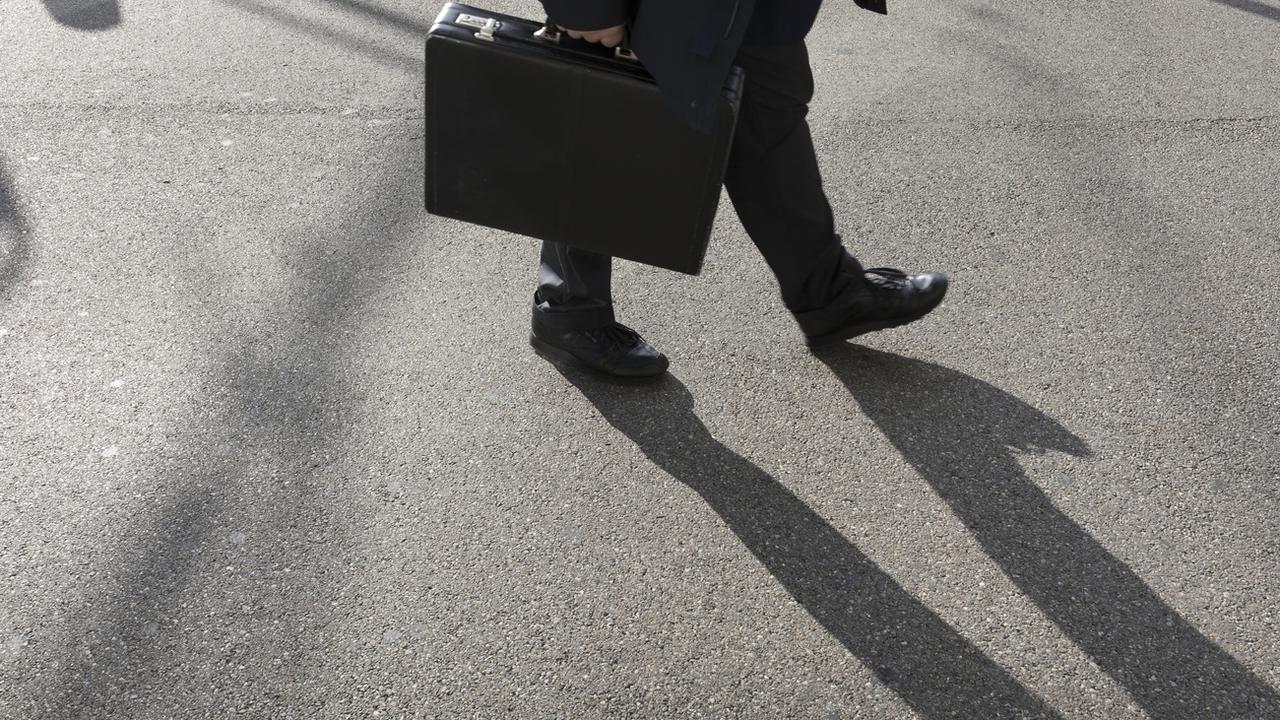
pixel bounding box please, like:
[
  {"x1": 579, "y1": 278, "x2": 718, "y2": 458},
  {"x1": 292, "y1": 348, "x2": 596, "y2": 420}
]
[{"x1": 424, "y1": 3, "x2": 743, "y2": 275}]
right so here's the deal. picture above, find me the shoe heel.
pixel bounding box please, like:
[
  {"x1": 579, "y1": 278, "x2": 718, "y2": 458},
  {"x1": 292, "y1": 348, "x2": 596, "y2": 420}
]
[{"x1": 530, "y1": 333, "x2": 579, "y2": 368}]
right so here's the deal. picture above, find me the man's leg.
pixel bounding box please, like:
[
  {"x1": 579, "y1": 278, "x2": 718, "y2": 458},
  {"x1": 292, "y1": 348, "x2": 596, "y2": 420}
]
[
  {"x1": 724, "y1": 42, "x2": 946, "y2": 343},
  {"x1": 533, "y1": 240, "x2": 614, "y2": 332},
  {"x1": 529, "y1": 241, "x2": 669, "y2": 377},
  {"x1": 724, "y1": 43, "x2": 855, "y2": 318}
]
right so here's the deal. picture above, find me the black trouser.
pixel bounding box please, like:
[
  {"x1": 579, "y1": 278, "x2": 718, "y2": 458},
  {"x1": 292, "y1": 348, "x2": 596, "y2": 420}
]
[{"x1": 532, "y1": 42, "x2": 862, "y2": 334}]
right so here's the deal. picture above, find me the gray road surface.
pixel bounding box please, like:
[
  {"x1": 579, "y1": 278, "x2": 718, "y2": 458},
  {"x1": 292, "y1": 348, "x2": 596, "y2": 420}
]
[{"x1": 1, "y1": 0, "x2": 1278, "y2": 718}]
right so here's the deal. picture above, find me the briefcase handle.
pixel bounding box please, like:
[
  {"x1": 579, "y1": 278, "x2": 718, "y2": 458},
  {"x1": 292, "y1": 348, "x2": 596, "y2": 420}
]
[{"x1": 536, "y1": 15, "x2": 640, "y2": 63}]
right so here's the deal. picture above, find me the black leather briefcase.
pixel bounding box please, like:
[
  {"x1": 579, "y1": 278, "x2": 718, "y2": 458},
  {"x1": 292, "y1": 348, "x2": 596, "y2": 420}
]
[{"x1": 424, "y1": 3, "x2": 743, "y2": 275}]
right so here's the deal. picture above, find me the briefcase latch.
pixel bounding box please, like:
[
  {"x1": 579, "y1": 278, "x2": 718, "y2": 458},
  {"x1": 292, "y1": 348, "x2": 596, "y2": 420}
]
[
  {"x1": 456, "y1": 13, "x2": 501, "y2": 41},
  {"x1": 533, "y1": 24, "x2": 561, "y2": 43}
]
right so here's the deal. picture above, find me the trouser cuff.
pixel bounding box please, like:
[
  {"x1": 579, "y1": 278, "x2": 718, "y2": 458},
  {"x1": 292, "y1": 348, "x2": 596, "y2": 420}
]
[
  {"x1": 790, "y1": 253, "x2": 867, "y2": 337},
  {"x1": 531, "y1": 295, "x2": 616, "y2": 333}
]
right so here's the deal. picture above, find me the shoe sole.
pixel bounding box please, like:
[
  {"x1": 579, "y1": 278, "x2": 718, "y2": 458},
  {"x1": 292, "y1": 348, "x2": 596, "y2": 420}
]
[
  {"x1": 805, "y1": 288, "x2": 948, "y2": 350},
  {"x1": 529, "y1": 334, "x2": 669, "y2": 381}
]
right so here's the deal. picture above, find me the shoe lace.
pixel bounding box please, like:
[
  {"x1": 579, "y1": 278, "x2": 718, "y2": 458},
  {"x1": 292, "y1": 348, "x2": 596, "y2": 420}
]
[
  {"x1": 588, "y1": 323, "x2": 641, "y2": 351},
  {"x1": 863, "y1": 267, "x2": 909, "y2": 292}
]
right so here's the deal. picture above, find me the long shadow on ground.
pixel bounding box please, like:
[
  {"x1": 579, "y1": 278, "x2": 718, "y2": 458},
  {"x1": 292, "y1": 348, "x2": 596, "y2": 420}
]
[
  {"x1": 817, "y1": 345, "x2": 1280, "y2": 719},
  {"x1": 559, "y1": 366, "x2": 1062, "y2": 720}
]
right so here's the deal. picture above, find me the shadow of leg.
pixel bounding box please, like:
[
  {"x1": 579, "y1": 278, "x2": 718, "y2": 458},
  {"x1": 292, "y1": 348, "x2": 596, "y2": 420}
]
[
  {"x1": 41, "y1": 0, "x2": 122, "y2": 31},
  {"x1": 559, "y1": 367, "x2": 1062, "y2": 720},
  {"x1": 818, "y1": 345, "x2": 1280, "y2": 719}
]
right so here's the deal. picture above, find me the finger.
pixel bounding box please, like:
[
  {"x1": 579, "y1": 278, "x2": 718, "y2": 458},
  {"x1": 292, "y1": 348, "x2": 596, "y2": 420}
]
[{"x1": 599, "y1": 30, "x2": 624, "y2": 48}]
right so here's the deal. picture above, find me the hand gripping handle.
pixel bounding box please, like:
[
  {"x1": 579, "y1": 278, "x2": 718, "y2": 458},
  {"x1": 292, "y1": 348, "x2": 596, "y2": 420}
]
[{"x1": 536, "y1": 15, "x2": 638, "y2": 62}]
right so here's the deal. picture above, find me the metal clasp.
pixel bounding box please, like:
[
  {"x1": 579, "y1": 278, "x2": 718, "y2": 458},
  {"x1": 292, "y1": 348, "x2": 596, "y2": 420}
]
[
  {"x1": 475, "y1": 18, "x2": 499, "y2": 41},
  {"x1": 614, "y1": 46, "x2": 639, "y2": 62},
  {"x1": 534, "y1": 24, "x2": 561, "y2": 43},
  {"x1": 457, "y1": 13, "x2": 500, "y2": 41}
]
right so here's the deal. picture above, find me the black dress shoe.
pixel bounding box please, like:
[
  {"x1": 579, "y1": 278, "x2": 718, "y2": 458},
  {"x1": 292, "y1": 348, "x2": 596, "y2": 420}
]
[
  {"x1": 805, "y1": 268, "x2": 949, "y2": 348},
  {"x1": 531, "y1": 321, "x2": 670, "y2": 378}
]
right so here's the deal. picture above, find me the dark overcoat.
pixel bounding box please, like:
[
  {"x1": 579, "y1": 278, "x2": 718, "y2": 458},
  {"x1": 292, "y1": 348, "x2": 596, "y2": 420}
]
[{"x1": 539, "y1": 0, "x2": 886, "y2": 131}]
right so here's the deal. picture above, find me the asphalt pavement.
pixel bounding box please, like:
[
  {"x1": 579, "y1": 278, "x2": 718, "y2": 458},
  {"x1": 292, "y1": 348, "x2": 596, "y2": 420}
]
[{"x1": 1, "y1": 0, "x2": 1278, "y2": 718}]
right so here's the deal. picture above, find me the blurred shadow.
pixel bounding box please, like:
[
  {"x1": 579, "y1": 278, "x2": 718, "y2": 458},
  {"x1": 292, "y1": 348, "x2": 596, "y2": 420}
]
[
  {"x1": 32, "y1": 131, "x2": 426, "y2": 716},
  {"x1": 818, "y1": 345, "x2": 1280, "y2": 719},
  {"x1": 559, "y1": 367, "x2": 1063, "y2": 720},
  {"x1": 26, "y1": 0, "x2": 428, "y2": 712},
  {"x1": 1208, "y1": 0, "x2": 1280, "y2": 22},
  {"x1": 321, "y1": 0, "x2": 431, "y2": 34},
  {"x1": 221, "y1": 0, "x2": 422, "y2": 73},
  {"x1": 0, "y1": 159, "x2": 33, "y2": 305},
  {"x1": 41, "y1": 0, "x2": 122, "y2": 30}
]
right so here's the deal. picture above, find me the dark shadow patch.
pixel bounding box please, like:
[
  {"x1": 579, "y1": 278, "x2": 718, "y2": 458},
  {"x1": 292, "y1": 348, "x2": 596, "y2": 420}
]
[
  {"x1": 0, "y1": 159, "x2": 33, "y2": 306},
  {"x1": 1208, "y1": 0, "x2": 1280, "y2": 22},
  {"x1": 40, "y1": 0, "x2": 122, "y2": 31},
  {"x1": 818, "y1": 345, "x2": 1280, "y2": 719},
  {"x1": 559, "y1": 366, "x2": 1063, "y2": 720}
]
